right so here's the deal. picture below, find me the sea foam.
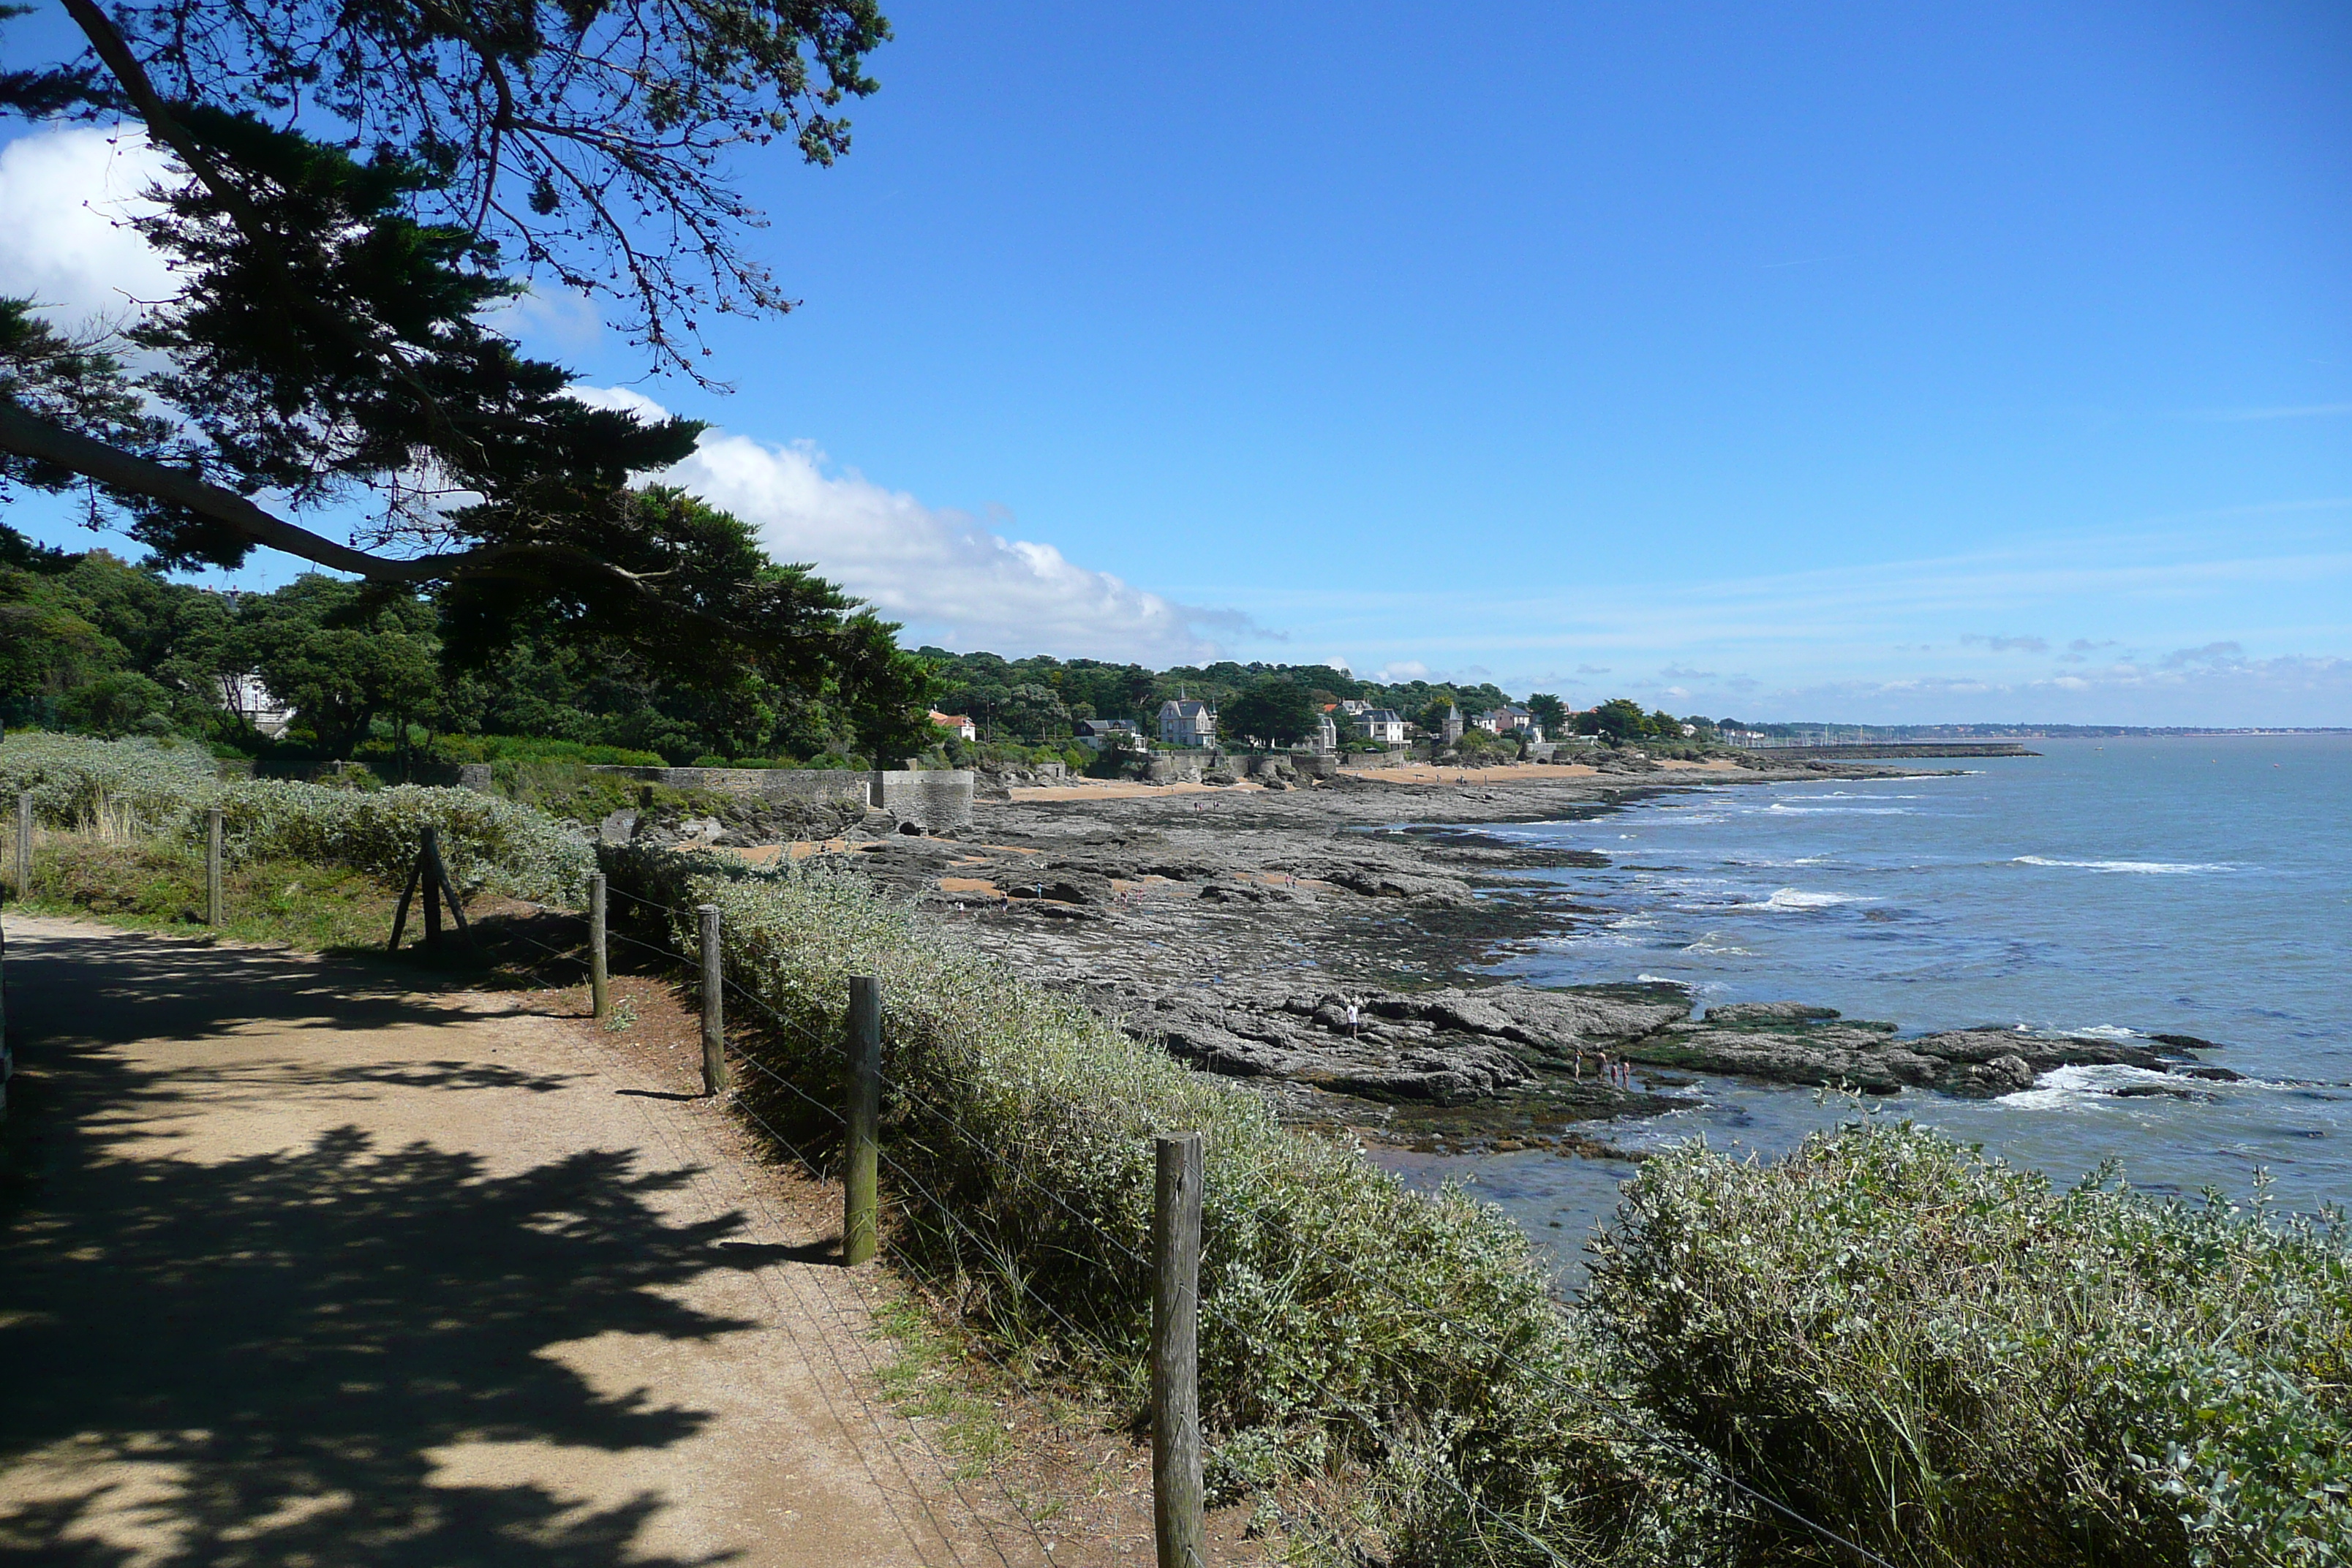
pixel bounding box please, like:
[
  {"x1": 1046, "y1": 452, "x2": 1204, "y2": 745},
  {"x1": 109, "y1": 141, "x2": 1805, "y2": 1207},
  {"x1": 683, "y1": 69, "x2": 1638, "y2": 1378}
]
[
  {"x1": 2013, "y1": 855, "x2": 2233, "y2": 875},
  {"x1": 1735, "y1": 887, "x2": 1868, "y2": 912}
]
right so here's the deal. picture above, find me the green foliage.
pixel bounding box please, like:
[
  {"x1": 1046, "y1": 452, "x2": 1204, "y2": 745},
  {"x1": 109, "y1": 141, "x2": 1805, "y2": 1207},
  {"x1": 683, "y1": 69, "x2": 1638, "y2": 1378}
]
[
  {"x1": 423, "y1": 735, "x2": 668, "y2": 768},
  {"x1": 0, "y1": 540, "x2": 928, "y2": 766},
  {"x1": 1526, "y1": 693, "x2": 1567, "y2": 736},
  {"x1": 1219, "y1": 676, "x2": 1317, "y2": 747},
  {"x1": 241, "y1": 575, "x2": 440, "y2": 758},
  {"x1": 53, "y1": 669, "x2": 178, "y2": 739},
  {"x1": 0, "y1": 729, "x2": 221, "y2": 829},
  {"x1": 595, "y1": 847, "x2": 1684, "y2": 1541},
  {"x1": 1574, "y1": 697, "x2": 1690, "y2": 743},
  {"x1": 1588, "y1": 1118, "x2": 2352, "y2": 1567},
  {"x1": 0, "y1": 1, "x2": 923, "y2": 752},
  {"x1": 215, "y1": 780, "x2": 593, "y2": 903},
  {"x1": 1418, "y1": 694, "x2": 1461, "y2": 741},
  {"x1": 920, "y1": 650, "x2": 1523, "y2": 745},
  {"x1": 0, "y1": 731, "x2": 591, "y2": 903},
  {"x1": 20, "y1": 835, "x2": 401, "y2": 949}
]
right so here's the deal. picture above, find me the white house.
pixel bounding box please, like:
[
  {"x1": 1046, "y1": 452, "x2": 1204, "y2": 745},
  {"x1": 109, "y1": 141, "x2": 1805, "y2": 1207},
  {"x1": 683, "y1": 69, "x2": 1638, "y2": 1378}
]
[
  {"x1": 1357, "y1": 708, "x2": 1407, "y2": 745},
  {"x1": 220, "y1": 672, "x2": 295, "y2": 739},
  {"x1": 1158, "y1": 698, "x2": 1216, "y2": 747},
  {"x1": 928, "y1": 709, "x2": 977, "y2": 742},
  {"x1": 1076, "y1": 718, "x2": 1143, "y2": 751},
  {"x1": 1475, "y1": 704, "x2": 1539, "y2": 736},
  {"x1": 1311, "y1": 709, "x2": 1341, "y2": 753}
]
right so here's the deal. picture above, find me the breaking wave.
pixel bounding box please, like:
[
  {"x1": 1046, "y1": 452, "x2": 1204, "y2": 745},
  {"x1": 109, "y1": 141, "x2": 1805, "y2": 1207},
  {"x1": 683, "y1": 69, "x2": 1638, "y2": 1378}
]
[
  {"x1": 1734, "y1": 888, "x2": 1869, "y2": 912},
  {"x1": 2013, "y1": 855, "x2": 2233, "y2": 875}
]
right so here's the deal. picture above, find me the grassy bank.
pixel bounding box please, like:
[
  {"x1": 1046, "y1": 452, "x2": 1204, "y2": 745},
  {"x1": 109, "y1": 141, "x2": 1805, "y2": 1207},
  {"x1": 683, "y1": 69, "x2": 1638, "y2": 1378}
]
[
  {"x1": 1, "y1": 731, "x2": 592, "y2": 905},
  {"x1": 9, "y1": 834, "x2": 402, "y2": 949}
]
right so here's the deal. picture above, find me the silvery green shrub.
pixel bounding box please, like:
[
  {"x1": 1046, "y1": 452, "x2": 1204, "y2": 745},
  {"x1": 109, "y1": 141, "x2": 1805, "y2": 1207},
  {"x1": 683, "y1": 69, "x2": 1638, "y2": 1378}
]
[
  {"x1": 214, "y1": 781, "x2": 591, "y2": 902},
  {"x1": 0, "y1": 730, "x2": 216, "y2": 829},
  {"x1": 1, "y1": 732, "x2": 592, "y2": 905},
  {"x1": 1588, "y1": 1119, "x2": 2352, "y2": 1567},
  {"x1": 598, "y1": 844, "x2": 1708, "y2": 1562}
]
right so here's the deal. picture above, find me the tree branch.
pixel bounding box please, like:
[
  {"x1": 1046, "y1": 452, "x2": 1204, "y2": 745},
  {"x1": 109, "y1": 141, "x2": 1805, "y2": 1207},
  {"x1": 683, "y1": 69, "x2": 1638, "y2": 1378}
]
[
  {"x1": 0, "y1": 394, "x2": 438, "y2": 581},
  {"x1": 62, "y1": 0, "x2": 480, "y2": 459},
  {"x1": 0, "y1": 394, "x2": 754, "y2": 645}
]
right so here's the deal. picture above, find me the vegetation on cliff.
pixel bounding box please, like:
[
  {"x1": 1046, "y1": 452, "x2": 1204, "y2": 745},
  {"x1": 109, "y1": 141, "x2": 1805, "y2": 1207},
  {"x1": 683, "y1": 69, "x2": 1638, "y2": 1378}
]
[{"x1": 603, "y1": 845, "x2": 2352, "y2": 1566}]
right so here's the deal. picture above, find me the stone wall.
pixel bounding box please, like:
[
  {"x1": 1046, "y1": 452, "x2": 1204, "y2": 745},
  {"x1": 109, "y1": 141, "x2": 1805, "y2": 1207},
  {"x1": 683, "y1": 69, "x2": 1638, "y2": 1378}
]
[
  {"x1": 870, "y1": 769, "x2": 978, "y2": 832},
  {"x1": 456, "y1": 763, "x2": 975, "y2": 833},
  {"x1": 1145, "y1": 750, "x2": 1218, "y2": 784}
]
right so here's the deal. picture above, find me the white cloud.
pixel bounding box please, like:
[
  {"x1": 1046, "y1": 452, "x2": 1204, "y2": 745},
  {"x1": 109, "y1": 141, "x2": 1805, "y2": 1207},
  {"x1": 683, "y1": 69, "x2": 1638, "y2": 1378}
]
[
  {"x1": 569, "y1": 388, "x2": 1239, "y2": 663},
  {"x1": 0, "y1": 126, "x2": 176, "y2": 327},
  {"x1": 1373, "y1": 660, "x2": 1431, "y2": 682},
  {"x1": 480, "y1": 284, "x2": 604, "y2": 356}
]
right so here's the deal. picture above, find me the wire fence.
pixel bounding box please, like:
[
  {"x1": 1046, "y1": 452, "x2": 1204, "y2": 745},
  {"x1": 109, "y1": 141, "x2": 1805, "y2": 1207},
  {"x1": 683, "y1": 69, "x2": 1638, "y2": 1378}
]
[
  {"x1": 506, "y1": 869, "x2": 1904, "y2": 1568},
  {"x1": 10, "y1": 802, "x2": 1901, "y2": 1568}
]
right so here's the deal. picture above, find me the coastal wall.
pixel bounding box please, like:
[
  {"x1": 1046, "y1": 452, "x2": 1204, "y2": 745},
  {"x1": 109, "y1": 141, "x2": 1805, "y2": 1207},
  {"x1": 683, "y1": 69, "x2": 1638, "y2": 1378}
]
[
  {"x1": 1145, "y1": 750, "x2": 1217, "y2": 783},
  {"x1": 456, "y1": 762, "x2": 976, "y2": 832}
]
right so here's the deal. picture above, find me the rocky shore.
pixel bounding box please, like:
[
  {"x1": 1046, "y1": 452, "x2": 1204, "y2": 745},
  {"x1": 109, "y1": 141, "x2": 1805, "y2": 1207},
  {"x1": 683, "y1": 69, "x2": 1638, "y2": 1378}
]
[{"x1": 714, "y1": 759, "x2": 2239, "y2": 1153}]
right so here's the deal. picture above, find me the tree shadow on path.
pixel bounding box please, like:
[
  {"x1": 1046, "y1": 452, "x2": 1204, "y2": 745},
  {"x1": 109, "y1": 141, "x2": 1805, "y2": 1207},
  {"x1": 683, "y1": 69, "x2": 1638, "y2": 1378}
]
[{"x1": 0, "y1": 922, "x2": 796, "y2": 1567}]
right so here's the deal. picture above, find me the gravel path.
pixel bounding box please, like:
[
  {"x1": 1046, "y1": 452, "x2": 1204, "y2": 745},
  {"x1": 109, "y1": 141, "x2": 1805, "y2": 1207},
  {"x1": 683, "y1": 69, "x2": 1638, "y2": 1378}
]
[{"x1": 0, "y1": 914, "x2": 1040, "y2": 1568}]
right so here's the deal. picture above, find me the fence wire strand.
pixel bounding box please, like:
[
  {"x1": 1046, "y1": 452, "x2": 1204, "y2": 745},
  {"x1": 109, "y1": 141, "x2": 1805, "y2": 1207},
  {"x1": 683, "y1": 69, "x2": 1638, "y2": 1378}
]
[
  {"x1": 480, "y1": 898, "x2": 1059, "y2": 1564},
  {"x1": 512, "y1": 878, "x2": 1901, "y2": 1568}
]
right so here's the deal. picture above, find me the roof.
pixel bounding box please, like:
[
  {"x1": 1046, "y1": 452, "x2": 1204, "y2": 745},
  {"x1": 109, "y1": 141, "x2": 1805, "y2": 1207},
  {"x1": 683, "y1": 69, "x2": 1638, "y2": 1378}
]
[
  {"x1": 1158, "y1": 698, "x2": 1214, "y2": 717},
  {"x1": 1362, "y1": 709, "x2": 1403, "y2": 723},
  {"x1": 927, "y1": 710, "x2": 972, "y2": 725}
]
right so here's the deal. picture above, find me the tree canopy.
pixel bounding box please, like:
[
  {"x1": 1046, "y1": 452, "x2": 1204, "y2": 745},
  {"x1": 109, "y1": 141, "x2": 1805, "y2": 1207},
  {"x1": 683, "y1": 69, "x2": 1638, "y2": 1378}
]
[
  {"x1": 1221, "y1": 677, "x2": 1317, "y2": 747},
  {"x1": 0, "y1": 0, "x2": 925, "y2": 755},
  {"x1": 0, "y1": 515, "x2": 920, "y2": 765}
]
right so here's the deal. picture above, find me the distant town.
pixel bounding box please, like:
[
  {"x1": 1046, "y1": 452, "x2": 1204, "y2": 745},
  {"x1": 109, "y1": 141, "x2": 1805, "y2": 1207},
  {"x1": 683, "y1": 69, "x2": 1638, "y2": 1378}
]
[{"x1": 914, "y1": 651, "x2": 2348, "y2": 754}]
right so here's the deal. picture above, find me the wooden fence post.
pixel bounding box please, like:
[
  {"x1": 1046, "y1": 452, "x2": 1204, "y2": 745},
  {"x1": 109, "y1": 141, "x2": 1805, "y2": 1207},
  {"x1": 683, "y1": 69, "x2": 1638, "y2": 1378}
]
[
  {"x1": 205, "y1": 807, "x2": 224, "y2": 927},
  {"x1": 1153, "y1": 1131, "x2": 1205, "y2": 1568},
  {"x1": 698, "y1": 904, "x2": 728, "y2": 1095},
  {"x1": 420, "y1": 825, "x2": 445, "y2": 948},
  {"x1": 587, "y1": 872, "x2": 609, "y2": 1020},
  {"x1": 843, "y1": 975, "x2": 882, "y2": 1264},
  {"x1": 12, "y1": 792, "x2": 30, "y2": 900}
]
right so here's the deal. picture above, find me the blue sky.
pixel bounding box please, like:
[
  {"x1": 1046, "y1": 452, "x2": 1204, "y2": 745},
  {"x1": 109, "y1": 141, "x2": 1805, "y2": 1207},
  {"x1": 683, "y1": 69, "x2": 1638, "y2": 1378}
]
[{"x1": 4, "y1": 1, "x2": 2348, "y2": 723}]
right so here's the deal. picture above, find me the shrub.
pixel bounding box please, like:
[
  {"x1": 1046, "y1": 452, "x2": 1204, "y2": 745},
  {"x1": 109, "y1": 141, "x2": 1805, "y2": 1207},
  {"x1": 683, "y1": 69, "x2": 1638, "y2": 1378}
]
[
  {"x1": 1, "y1": 731, "x2": 592, "y2": 905},
  {"x1": 0, "y1": 729, "x2": 218, "y2": 829},
  {"x1": 216, "y1": 781, "x2": 592, "y2": 904},
  {"x1": 1586, "y1": 1118, "x2": 2352, "y2": 1567},
  {"x1": 596, "y1": 845, "x2": 1703, "y2": 1557},
  {"x1": 429, "y1": 734, "x2": 669, "y2": 768}
]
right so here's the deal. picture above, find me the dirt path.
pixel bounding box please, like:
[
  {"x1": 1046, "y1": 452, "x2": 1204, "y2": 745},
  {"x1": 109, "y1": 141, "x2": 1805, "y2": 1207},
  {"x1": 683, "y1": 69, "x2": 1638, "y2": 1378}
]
[{"x1": 0, "y1": 914, "x2": 1047, "y2": 1568}]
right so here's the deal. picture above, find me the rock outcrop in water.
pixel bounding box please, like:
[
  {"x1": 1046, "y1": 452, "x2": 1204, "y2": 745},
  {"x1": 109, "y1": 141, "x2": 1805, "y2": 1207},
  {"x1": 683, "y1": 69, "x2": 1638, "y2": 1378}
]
[
  {"x1": 1627, "y1": 1006, "x2": 2220, "y2": 1098},
  {"x1": 1098, "y1": 981, "x2": 2229, "y2": 1109},
  {"x1": 1104, "y1": 981, "x2": 1687, "y2": 1104},
  {"x1": 809, "y1": 768, "x2": 2239, "y2": 1131}
]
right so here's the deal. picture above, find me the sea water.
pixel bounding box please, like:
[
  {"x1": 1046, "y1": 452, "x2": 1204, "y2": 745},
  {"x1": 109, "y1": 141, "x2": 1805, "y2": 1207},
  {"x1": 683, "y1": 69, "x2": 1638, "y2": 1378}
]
[{"x1": 1369, "y1": 734, "x2": 2352, "y2": 1286}]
